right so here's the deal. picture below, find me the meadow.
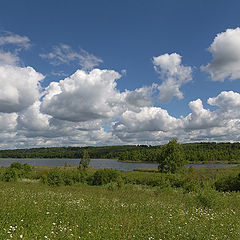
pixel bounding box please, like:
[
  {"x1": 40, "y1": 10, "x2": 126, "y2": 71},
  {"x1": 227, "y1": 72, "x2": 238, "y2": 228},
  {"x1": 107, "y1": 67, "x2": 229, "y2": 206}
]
[{"x1": 0, "y1": 165, "x2": 240, "y2": 239}]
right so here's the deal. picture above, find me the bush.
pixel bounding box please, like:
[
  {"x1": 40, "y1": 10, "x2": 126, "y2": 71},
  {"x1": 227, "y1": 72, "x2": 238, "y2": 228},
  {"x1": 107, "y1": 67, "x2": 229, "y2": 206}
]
[
  {"x1": 62, "y1": 170, "x2": 88, "y2": 186},
  {"x1": 91, "y1": 168, "x2": 120, "y2": 186},
  {"x1": 195, "y1": 186, "x2": 222, "y2": 209},
  {"x1": 105, "y1": 177, "x2": 124, "y2": 190},
  {"x1": 1, "y1": 168, "x2": 17, "y2": 182},
  {"x1": 46, "y1": 169, "x2": 64, "y2": 186},
  {"x1": 41, "y1": 168, "x2": 89, "y2": 186},
  {"x1": 10, "y1": 162, "x2": 23, "y2": 170},
  {"x1": 215, "y1": 173, "x2": 240, "y2": 192},
  {"x1": 10, "y1": 162, "x2": 32, "y2": 178}
]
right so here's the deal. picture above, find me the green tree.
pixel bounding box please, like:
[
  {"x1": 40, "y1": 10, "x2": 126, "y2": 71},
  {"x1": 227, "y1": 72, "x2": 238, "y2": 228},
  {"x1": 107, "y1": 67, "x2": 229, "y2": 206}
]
[
  {"x1": 79, "y1": 150, "x2": 90, "y2": 169},
  {"x1": 157, "y1": 139, "x2": 185, "y2": 173}
]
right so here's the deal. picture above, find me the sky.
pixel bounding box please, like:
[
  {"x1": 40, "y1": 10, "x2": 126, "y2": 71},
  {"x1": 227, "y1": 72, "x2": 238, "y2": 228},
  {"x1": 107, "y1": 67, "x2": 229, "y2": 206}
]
[{"x1": 1, "y1": 0, "x2": 240, "y2": 149}]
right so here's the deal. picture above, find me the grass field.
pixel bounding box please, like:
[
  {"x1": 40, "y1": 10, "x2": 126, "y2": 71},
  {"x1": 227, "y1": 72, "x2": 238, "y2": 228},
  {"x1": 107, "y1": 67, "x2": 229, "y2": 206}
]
[{"x1": 0, "y1": 176, "x2": 240, "y2": 240}]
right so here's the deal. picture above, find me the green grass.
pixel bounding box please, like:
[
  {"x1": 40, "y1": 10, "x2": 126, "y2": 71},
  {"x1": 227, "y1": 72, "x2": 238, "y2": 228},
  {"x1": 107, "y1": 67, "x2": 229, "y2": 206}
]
[{"x1": 0, "y1": 181, "x2": 240, "y2": 239}]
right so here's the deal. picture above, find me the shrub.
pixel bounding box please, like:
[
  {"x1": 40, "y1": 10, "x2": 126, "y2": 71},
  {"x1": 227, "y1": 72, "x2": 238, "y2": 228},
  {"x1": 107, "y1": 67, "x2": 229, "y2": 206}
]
[
  {"x1": 195, "y1": 186, "x2": 221, "y2": 209},
  {"x1": 62, "y1": 170, "x2": 88, "y2": 186},
  {"x1": 215, "y1": 173, "x2": 240, "y2": 192},
  {"x1": 10, "y1": 162, "x2": 23, "y2": 170},
  {"x1": 105, "y1": 177, "x2": 124, "y2": 190},
  {"x1": 46, "y1": 169, "x2": 64, "y2": 186},
  {"x1": 9, "y1": 162, "x2": 32, "y2": 178},
  {"x1": 91, "y1": 168, "x2": 120, "y2": 186},
  {"x1": 1, "y1": 168, "x2": 17, "y2": 182}
]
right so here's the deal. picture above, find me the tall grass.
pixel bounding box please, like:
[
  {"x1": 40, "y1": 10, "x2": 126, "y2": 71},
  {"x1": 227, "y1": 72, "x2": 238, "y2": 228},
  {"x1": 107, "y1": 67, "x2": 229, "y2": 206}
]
[
  {"x1": 0, "y1": 164, "x2": 240, "y2": 239},
  {"x1": 0, "y1": 182, "x2": 240, "y2": 239}
]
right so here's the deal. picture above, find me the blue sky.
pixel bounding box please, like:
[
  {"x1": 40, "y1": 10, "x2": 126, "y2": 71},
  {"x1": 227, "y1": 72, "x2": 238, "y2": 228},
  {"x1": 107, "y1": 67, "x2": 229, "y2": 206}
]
[{"x1": 0, "y1": 0, "x2": 240, "y2": 148}]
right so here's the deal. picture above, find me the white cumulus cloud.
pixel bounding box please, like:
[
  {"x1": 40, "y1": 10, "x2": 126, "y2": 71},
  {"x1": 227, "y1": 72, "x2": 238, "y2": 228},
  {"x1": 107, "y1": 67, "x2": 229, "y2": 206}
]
[
  {"x1": 153, "y1": 53, "x2": 192, "y2": 102},
  {"x1": 202, "y1": 27, "x2": 240, "y2": 81},
  {"x1": 113, "y1": 107, "x2": 182, "y2": 133},
  {"x1": 41, "y1": 68, "x2": 123, "y2": 122},
  {"x1": 0, "y1": 65, "x2": 44, "y2": 113},
  {"x1": 183, "y1": 99, "x2": 219, "y2": 130}
]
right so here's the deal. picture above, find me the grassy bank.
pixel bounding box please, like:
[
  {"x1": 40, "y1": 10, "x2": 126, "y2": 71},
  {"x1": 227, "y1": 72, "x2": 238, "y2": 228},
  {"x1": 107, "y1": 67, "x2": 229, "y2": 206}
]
[
  {"x1": 0, "y1": 181, "x2": 240, "y2": 240},
  {"x1": 1, "y1": 164, "x2": 240, "y2": 239}
]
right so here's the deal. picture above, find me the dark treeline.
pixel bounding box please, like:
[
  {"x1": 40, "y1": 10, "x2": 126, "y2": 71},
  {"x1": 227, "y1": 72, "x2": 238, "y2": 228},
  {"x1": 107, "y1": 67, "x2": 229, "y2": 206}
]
[
  {"x1": 119, "y1": 142, "x2": 240, "y2": 163},
  {"x1": 0, "y1": 145, "x2": 151, "y2": 159},
  {"x1": 1, "y1": 142, "x2": 240, "y2": 163}
]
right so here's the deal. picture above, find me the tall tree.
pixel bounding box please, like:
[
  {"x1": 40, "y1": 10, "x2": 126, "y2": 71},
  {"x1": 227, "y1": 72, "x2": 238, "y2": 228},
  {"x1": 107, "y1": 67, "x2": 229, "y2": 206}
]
[
  {"x1": 157, "y1": 139, "x2": 185, "y2": 173},
  {"x1": 79, "y1": 150, "x2": 90, "y2": 169}
]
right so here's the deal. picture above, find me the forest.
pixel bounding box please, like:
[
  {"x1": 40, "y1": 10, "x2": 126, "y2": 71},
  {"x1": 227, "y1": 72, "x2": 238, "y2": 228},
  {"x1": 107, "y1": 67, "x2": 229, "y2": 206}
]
[{"x1": 1, "y1": 142, "x2": 240, "y2": 163}]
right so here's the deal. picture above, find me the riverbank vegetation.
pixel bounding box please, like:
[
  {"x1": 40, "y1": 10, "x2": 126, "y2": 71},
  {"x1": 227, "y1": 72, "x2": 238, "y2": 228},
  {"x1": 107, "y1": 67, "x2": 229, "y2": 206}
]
[
  {"x1": 1, "y1": 162, "x2": 240, "y2": 193},
  {"x1": 0, "y1": 163, "x2": 240, "y2": 239},
  {"x1": 1, "y1": 141, "x2": 240, "y2": 164}
]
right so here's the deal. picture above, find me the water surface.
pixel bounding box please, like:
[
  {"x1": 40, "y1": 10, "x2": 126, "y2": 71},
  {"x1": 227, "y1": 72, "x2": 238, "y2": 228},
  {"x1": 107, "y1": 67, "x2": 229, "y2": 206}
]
[
  {"x1": 0, "y1": 158, "x2": 158, "y2": 171},
  {"x1": 0, "y1": 158, "x2": 238, "y2": 171}
]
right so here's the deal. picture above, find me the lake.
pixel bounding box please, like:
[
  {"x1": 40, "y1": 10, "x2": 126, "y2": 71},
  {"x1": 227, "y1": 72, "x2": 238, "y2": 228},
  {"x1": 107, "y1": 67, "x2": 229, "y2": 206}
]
[
  {"x1": 0, "y1": 158, "x2": 159, "y2": 171},
  {"x1": 0, "y1": 158, "x2": 238, "y2": 171}
]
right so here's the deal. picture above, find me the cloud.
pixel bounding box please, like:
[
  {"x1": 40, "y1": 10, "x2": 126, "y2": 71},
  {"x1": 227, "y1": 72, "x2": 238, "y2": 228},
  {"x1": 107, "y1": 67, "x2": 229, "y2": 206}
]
[
  {"x1": 183, "y1": 99, "x2": 219, "y2": 130},
  {"x1": 41, "y1": 68, "x2": 155, "y2": 124},
  {"x1": 0, "y1": 31, "x2": 31, "y2": 66},
  {"x1": 153, "y1": 53, "x2": 192, "y2": 102},
  {"x1": 17, "y1": 101, "x2": 50, "y2": 132},
  {"x1": 207, "y1": 91, "x2": 240, "y2": 110},
  {"x1": 0, "y1": 65, "x2": 44, "y2": 113},
  {"x1": 0, "y1": 50, "x2": 19, "y2": 65},
  {"x1": 50, "y1": 70, "x2": 68, "y2": 77},
  {"x1": 0, "y1": 31, "x2": 31, "y2": 49},
  {"x1": 0, "y1": 112, "x2": 17, "y2": 131},
  {"x1": 4, "y1": 90, "x2": 240, "y2": 148},
  {"x1": 41, "y1": 68, "x2": 123, "y2": 122},
  {"x1": 113, "y1": 107, "x2": 182, "y2": 133},
  {"x1": 202, "y1": 27, "x2": 240, "y2": 81},
  {"x1": 40, "y1": 44, "x2": 103, "y2": 70},
  {"x1": 122, "y1": 86, "x2": 153, "y2": 111},
  {"x1": 111, "y1": 90, "x2": 240, "y2": 144},
  {"x1": 17, "y1": 100, "x2": 106, "y2": 140}
]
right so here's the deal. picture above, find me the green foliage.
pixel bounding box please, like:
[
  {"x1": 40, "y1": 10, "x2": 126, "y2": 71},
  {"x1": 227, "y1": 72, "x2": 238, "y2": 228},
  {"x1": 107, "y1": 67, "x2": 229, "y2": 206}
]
[
  {"x1": 46, "y1": 169, "x2": 64, "y2": 186},
  {"x1": 91, "y1": 168, "x2": 120, "y2": 185},
  {"x1": 105, "y1": 176, "x2": 124, "y2": 190},
  {"x1": 1, "y1": 168, "x2": 17, "y2": 182},
  {"x1": 1, "y1": 142, "x2": 240, "y2": 164},
  {"x1": 195, "y1": 186, "x2": 223, "y2": 209},
  {"x1": 62, "y1": 169, "x2": 88, "y2": 185},
  {"x1": 215, "y1": 173, "x2": 240, "y2": 192},
  {"x1": 10, "y1": 162, "x2": 23, "y2": 170},
  {"x1": 9, "y1": 162, "x2": 32, "y2": 178},
  {"x1": 79, "y1": 150, "x2": 90, "y2": 169},
  {"x1": 157, "y1": 139, "x2": 185, "y2": 173},
  {"x1": 41, "y1": 168, "x2": 89, "y2": 186}
]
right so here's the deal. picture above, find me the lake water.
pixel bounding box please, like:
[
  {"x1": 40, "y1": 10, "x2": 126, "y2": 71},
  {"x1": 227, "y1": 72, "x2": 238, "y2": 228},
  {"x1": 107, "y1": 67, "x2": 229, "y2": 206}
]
[{"x1": 0, "y1": 158, "x2": 238, "y2": 171}]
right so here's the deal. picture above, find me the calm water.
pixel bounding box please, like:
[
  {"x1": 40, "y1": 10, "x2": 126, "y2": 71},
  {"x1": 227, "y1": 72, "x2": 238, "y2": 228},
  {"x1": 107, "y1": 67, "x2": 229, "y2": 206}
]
[
  {"x1": 0, "y1": 158, "x2": 238, "y2": 171},
  {"x1": 0, "y1": 158, "x2": 159, "y2": 171}
]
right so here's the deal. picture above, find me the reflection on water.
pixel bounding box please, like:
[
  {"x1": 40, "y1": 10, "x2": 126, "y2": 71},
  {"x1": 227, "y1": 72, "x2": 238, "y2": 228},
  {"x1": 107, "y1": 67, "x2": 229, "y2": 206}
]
[{"x1": 0, "y1": 158, "x2": 238, "y2": 171}]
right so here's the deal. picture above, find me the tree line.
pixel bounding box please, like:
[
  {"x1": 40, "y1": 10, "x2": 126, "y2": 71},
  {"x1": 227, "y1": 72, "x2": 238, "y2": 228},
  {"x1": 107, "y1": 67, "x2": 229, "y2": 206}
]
[{"x1": 0, "y1": 142, "x2": 240, "y2": 163}]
